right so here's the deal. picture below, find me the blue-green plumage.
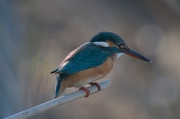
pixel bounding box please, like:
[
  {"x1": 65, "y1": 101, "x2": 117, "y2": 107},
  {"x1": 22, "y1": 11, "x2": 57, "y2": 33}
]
[
  {"x1": 63, "y1": 50, "x2": 110, "y2": 74},
  {"x1": 51, "y1": 31, "x2": 151, "y2": 98},
  {"x1": 90, "y1": 31, "x2": 126, "y2": 45},
  {"x1": 55, "y1": 75, "x2": 61, "y2": 98},
  {"x1": 51, "y1": 31, "x2": 124, "y2": 75},
  {"x1": 52, "y1": 43, "x2": 116, "y2": 75},
  {"x1": 51, "y1": 42, "x2": 120, "y2": 98}
]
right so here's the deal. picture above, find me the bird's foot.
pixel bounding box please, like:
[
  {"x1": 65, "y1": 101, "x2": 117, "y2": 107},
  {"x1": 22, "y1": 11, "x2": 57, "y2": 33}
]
[
  {"x1": 79, "y1": 87, "x2": 90, "y2": 98},
  {"x1": 89, "y1": 82, "x2": 101, "y2": 91}
]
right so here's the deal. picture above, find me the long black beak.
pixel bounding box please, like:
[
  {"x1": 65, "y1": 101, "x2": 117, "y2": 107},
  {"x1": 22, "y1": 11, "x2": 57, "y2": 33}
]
[{"x1": 122, "y1": 49, "x2": 152, "y2": 62}]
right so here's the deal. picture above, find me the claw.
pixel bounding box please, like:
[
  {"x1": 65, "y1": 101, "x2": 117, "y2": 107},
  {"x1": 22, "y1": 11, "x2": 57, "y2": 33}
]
[
  {"x1": 79, "y1": 87, "x2": 90, "y2": 98},
  {"x1": 89, "y1": 82, "x2": 101, "y2": 91}
]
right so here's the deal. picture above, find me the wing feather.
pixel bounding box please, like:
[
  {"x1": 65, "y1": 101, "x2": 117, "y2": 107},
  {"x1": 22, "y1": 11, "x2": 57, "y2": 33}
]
[{"x1": 53, "y1": 43, "x2": 112, "y2": 75}]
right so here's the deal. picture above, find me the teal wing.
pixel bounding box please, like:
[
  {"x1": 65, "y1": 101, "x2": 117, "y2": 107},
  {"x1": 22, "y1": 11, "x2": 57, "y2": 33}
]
[{"x1": 51, "y1": 43, "x2": 112, "y2": 75}]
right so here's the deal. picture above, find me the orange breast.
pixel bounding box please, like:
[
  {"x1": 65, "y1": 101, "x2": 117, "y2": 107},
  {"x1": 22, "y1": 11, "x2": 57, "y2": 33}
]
[{"x1": 62, "y1": 54, "x2": 117, "y2": 88}]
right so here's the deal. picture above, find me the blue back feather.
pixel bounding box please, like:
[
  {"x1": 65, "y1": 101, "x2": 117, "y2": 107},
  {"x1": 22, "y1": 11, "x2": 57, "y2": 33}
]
[{"x1": 57, "y1": 43, "x2": 113, "y2": 75}]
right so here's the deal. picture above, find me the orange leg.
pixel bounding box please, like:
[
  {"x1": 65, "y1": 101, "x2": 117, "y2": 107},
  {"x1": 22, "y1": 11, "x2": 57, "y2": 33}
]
[
  {"x1": 89, "y1": 82, "x2": 101, "y2": 91},
  {"x1": 79, "y1": 87, "x2": 90, "y2": 98}
]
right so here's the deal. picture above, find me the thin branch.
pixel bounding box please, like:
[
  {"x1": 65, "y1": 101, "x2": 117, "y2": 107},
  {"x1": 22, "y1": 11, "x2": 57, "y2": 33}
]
[{"x1": 4, "y1": 80, "x2": 111, "y2": 119}]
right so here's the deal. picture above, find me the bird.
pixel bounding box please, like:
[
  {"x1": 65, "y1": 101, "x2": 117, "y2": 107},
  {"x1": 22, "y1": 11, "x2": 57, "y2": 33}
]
[{"x1": 50, "y1": 31, "x2": 151, "y2": 98}]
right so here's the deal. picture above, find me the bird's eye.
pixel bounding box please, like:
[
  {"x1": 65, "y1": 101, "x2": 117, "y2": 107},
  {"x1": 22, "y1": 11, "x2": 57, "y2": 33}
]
[
  {"x1": 120, "y1": 45, "x2": 125, "y2": 49},
  {"x1": 117, "y1": 44, "x2": 121, "y2": 47},
  {"x1": 117, "y1": 44, "x2": 128, "y2": 50}
]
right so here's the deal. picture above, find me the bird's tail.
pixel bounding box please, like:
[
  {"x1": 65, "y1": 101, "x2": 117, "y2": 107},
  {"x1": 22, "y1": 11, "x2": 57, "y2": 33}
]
[
  {"x1": 54, "y1": 74, "x2": 62, "y2": 98},
  {"x1": 54, "y1": 73, "x2": 67, "y2": 98}
]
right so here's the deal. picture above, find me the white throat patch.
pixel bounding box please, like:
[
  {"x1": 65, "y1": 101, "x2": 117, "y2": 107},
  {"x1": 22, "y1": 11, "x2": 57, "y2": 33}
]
[
  {"x1": 93, "y1": 42, "x2": 108, "y2": 47},
  {"x1": 116, "y1": 53, "x2": 124, "y2": 58}
]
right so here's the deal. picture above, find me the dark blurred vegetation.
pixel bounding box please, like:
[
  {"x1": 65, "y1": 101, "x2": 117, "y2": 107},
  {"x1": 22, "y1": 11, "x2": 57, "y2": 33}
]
[{"x1": 1, "y1": 0, "x2": 180, "y2": 119}]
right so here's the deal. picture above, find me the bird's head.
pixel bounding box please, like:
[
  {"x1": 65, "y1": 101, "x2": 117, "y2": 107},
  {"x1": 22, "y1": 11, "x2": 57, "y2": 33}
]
[{"x1": 90, "y1": 31, "x2": 151, "y2": 62}]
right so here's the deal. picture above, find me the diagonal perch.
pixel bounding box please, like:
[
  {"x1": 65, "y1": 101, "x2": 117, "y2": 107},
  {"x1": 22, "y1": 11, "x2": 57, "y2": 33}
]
[{"x1": 4, "y1": 80, "x2": 111, "y2": 119}]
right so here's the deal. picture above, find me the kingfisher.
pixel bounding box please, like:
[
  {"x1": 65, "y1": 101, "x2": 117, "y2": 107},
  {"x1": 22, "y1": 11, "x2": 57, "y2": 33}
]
[{"x1": 50, "y1": 31, "x2": 151, "y2": 98}]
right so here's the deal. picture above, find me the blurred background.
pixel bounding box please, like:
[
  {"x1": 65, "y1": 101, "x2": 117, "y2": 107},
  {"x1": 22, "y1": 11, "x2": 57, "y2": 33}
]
[{"x1": 1, "y1": 0, "x2": 180, "y2": 119}]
